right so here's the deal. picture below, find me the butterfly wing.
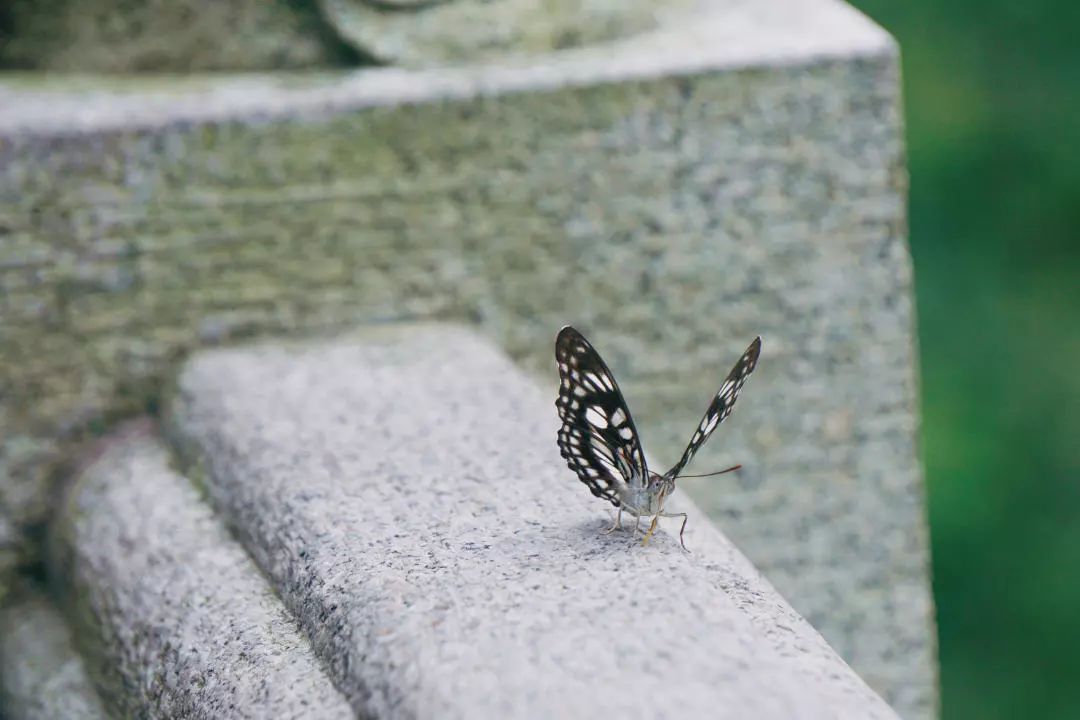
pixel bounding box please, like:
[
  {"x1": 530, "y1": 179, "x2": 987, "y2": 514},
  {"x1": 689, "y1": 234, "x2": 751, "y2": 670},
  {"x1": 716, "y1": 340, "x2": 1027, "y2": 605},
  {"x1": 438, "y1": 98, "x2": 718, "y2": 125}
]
[
  {"x1": 664, "y1": 336, "x2": 762, "y2": 480},
  {"x1": 555, "y1": 326, "x2": 649, "y2": 507}
]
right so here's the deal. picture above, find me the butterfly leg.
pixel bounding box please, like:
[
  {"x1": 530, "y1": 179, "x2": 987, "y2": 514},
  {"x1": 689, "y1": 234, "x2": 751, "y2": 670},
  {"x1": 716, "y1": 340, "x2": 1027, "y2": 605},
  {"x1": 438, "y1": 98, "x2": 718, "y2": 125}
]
[
  {"x1": 601, "y1": 508, "x2": 623, "y2": 535},
  {"x1": 664, "y1": 512, "x2": 690, "y2": 552},
  {"x1": 640, "y1": 512, "x2": 690, "y2": 551},
  {"x1": 640, "y1": 513, "x2": 662, "y2": 546}
]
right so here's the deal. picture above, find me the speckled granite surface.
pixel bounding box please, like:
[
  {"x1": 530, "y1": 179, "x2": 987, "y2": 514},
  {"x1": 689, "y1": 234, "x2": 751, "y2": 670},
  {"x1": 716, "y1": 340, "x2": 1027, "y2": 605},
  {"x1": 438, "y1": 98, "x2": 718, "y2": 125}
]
[
  {"x1": 166, "y1": 325, "x2": 899, "y2": 719},
  {"x1": 49, "y1": 420, "x2": 354, "y2": 719}
]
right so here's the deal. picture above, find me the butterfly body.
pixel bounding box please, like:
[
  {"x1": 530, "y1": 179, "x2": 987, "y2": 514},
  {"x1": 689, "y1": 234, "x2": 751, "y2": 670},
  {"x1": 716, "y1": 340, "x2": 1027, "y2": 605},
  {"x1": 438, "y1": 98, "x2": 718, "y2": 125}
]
[
  {"x1": 555, "y1": 326, "x2": 761, "y2": 550},
  {"x1": 618, "y1": 473, "x2": 672, "y2": 516}
]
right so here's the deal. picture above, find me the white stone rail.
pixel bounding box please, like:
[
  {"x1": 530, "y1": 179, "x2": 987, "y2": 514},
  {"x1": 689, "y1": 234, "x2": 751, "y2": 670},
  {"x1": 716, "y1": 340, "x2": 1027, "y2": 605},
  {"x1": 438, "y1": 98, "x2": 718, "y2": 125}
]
[
  {"x1": 47, "y1": 420, "x2": 355, "y2": 719},
  {"x1": 160, "y1": 325, "x2": 895, "y2": 718}
]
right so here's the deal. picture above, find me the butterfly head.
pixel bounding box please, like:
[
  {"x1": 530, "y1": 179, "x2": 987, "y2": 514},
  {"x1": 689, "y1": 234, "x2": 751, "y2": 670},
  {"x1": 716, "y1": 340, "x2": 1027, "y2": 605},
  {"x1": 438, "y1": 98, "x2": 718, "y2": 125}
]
[{"x1": 647, "y1": 472, "x2": 676, "y2": 508}]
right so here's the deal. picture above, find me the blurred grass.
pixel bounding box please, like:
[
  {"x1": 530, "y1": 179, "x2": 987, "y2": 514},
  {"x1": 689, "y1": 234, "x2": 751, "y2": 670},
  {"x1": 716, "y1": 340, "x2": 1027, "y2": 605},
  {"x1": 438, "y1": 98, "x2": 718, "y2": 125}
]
[{"x1": 848, "y1": 1, "x2": 1080, "y2": 717}]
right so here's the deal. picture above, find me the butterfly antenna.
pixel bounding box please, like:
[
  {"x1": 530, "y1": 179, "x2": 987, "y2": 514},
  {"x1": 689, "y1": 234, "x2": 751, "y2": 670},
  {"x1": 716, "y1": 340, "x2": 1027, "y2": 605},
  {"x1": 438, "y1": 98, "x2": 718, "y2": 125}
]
[{"x1": 677, "y1": 464, "x2": 742, "y2": 479}]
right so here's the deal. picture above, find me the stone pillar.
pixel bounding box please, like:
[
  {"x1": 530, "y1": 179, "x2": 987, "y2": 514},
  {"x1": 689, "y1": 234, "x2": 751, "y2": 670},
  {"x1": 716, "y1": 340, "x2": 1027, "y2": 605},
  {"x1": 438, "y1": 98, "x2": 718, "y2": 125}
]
[{"x1": 0, "y1": 1, "x2": 933, "y2": 714}]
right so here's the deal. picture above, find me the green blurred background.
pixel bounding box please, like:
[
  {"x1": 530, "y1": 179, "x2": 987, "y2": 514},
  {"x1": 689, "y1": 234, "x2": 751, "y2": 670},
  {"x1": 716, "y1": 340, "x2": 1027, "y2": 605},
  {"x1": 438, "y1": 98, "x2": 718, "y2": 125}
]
[{"x1": 849, "y1": 1, "x2": 1080, "y2": 717}]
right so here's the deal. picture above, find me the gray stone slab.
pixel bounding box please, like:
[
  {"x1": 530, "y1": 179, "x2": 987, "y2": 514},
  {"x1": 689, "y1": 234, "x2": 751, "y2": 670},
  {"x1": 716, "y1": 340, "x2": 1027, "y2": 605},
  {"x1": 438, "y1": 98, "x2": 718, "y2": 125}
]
[
  {"x1": 49, "y1": 420, "x2": 355, "y2": 720},
  {"x1": 167, "y1": 325, "x2": 899, "y2": 719},
  {"x1": 0, "y1": 587, "x2": 109, "y2": 720}
]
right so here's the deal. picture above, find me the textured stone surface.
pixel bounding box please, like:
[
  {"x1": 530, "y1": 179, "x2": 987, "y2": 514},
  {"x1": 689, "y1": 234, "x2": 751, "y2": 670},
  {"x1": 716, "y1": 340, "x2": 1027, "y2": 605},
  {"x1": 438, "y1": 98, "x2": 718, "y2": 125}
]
[
  {"x1": 49, "y1": 420, "x2": 355, "y2": 719},
  {"x1": 0, "y1": 513, "x2": 15, "y2": 606},
  {"x1": 319, "y1": 0, "x2": 692, "y2": 67},
  {"x1": 167, "y1": 325, "x2": 898, "y2": 719},
  {"x1": 0, "y1": 586, "x2": 108, "y2": 720},
  {"x1": 0, "y1": 3, "x2": 934, "y2": 716},
  {"x1": 0, "y1": 0, "x2": 357, "y2": 72}
]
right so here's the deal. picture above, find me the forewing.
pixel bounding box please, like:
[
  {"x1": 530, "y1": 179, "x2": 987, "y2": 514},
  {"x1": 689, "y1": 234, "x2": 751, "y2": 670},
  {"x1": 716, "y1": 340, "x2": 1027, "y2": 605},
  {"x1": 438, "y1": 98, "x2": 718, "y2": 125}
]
[
  {"x1": 555, "y1": 326, "x2": 648, "y2": 507},
  {"x1": 665, "y1": 337, "x2": 762, "y2": 479}
]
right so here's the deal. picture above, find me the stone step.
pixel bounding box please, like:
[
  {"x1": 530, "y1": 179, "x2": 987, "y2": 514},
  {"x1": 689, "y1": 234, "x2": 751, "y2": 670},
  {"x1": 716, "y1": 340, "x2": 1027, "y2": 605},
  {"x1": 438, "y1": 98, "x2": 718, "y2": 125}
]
[
  {"x1": 0, "y1": 586, "x2": 108, "y2": 720},
  {"x1": 165, "y1": 324, "x2": 899, "y2": 719},
  {"x1": 49, "y1": 420, "x2": 355, "y2": 719}
]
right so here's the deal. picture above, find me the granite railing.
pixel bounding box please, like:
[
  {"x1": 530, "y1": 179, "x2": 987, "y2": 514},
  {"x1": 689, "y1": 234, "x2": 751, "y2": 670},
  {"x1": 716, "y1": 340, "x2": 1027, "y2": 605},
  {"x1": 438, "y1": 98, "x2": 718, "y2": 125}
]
[
  {"x1": 2, "y1": 326, "x2": 898, "y2": 718},
  {"x1": 0, "y1": 0, "x2": 935, "y2": 716}
]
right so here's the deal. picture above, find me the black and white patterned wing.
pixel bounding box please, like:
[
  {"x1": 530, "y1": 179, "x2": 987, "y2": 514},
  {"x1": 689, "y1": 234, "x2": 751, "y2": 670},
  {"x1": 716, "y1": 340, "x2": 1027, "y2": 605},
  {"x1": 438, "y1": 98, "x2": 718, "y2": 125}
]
[
  {"x1": 555, "y1": 326, "x2": 648, "y2": 507},
  {"x1": 664, "y1": 337, "x2": 762, "y2": 480}
]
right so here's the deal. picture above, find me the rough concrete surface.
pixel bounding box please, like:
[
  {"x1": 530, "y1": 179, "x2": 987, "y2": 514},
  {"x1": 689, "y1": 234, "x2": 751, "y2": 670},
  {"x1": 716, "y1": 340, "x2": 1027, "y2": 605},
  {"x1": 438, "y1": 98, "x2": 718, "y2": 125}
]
[
  {"x1": 0, "y1": 2, "x2": 933, "y2": 716},
  {"x1": 0, "y1": 586, "x2": 109, "y2": 720},
  {"x1": 49, "y1": 420, "x2": 354, "y2": 720},
  {"x1": 168, "y1": 325, "x2": 899, "y2": 719}
]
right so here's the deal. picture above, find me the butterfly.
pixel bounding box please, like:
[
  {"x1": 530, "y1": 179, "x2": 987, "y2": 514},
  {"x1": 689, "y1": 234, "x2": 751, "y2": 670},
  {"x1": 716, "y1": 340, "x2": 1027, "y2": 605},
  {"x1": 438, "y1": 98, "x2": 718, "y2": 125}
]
[{"x1": 555, "y1": 326, "x2": 761, "y2": 550}]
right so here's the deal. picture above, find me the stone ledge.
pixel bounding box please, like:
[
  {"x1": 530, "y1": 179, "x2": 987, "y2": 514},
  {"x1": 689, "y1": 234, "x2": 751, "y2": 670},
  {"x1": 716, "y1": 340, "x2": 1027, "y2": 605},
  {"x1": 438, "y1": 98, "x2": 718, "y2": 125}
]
[
  {"x1": 49, "y1": 420, "x2": 354, "y2": 719},
  {"x1": 0, "y1": 587, "x2": 108, "y2": 720},
  {"x1": 0, "y1": 0, "x2": 891, "y2": 136},
  {"x1": 166, "y1": 324, "x2": 899, "y2": 719}
]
